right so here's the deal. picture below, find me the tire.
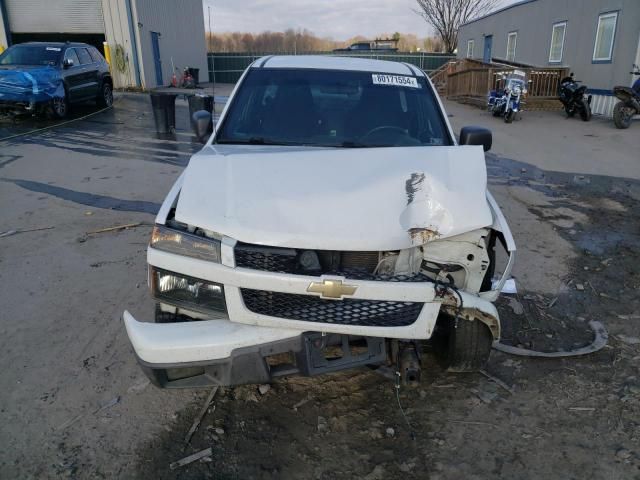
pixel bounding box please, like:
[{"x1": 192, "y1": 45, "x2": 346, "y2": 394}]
[
  {"x1": 97, "y1": 82, "x2": 114, "y2": 108},
  {"x1": 49, "y1": 95, "x2": 68, "y2": 119},
  {"x1": 613, "y1": 102, "x2": 633, "y2": 129},
  {"x1": 447, "y1": 319, "x2": 493, "y2": 372},
  {"x1": 504, "y1": 110, "x2": 514, "y2": 123},
  {"x1": 579, "y1": 101, "x2": 592, "y2": 122},
  {"x1": 564, "y1": 104, "x2": 575, "y2": 117}
]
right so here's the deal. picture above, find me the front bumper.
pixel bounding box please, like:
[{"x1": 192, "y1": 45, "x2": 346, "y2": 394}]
[{"x1": 124, "y1": 245, "x2": 504, "y2": 383}]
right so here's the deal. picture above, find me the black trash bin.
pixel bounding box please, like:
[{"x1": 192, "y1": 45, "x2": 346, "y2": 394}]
[
  {"x1": 186, "y1": 67, "x2": 200, "y2": 86},
  {"x1": 188, "y1": 94, "x2": 214, "y2": 133},
  {"x1": 150, "y1": 93, "x2": 177, "y2": 134}
]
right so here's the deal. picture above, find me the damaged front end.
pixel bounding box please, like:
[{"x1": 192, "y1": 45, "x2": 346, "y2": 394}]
[
  {"x1": 0, "y1": 67, "x2": 65, "y2": 116},
  {"x1": 123, "y1": 145, "x2": 515, "y2": 388}
]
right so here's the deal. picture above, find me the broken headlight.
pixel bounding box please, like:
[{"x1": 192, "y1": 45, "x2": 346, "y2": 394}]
[
  {"x1": 151, "y1": 267, "x2": 227, "y2": 315},
  {"x1": 150, "y1": 225, "x2": 221, "y2": 263}
]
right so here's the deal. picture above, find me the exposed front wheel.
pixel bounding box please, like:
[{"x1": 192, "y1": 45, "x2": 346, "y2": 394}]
[
  {"x1": 613, "y1": 102, "x2": 634, "y2": 129},
  {"x1": 447, "y1": 319, "x2": 493, "y2": 372},
  {"x1": 564, "y1": 104, "x2": 575, "y2": 117},
  {"x1": 97, "y1": 82, "x2": 114, "y2": 108},
  {"x1": 49, "y1": 95, "x2": 68, "y2": 119},
  {"x1": 504, "y1": 110, "x2": 515, "y2": 123}
]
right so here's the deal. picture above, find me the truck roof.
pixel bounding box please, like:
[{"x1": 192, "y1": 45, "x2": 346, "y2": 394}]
[{"x1": 253, "y1": 55, "x2": 425, "y2": 77}]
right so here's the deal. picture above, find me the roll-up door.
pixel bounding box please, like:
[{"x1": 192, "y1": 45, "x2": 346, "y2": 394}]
[{"x1": 5, "y1": 0, "x2": 104, "y2": 34}]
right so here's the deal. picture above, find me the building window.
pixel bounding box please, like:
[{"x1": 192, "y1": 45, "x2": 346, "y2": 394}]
[
  {"x1": 467, "y1": 40, "x2": 474, "y2": 58},
  {"x1": 506, "y1": 32, "x2": 517, "y2": 61},
  {"x1": 592, "y1": 12, "x2": 618, "y2": 62},
  {"x1": 549, "y1": 22, "x2": 567, "y2": 63}
]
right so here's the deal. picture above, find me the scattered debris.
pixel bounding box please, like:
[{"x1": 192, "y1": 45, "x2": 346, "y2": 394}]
[
  {"x1": 87, "y1": 222, "x2": 146, "y2": 235},
  {"x1": 317, "y1": 416, "x2": 328, "y2": 433},
  {"x1": 0, "y1": 226, "x2": 54, "y2": 238},
  {"x1": 385, "y1": 427, "x2": 395, "y2": 437},
  {"x1": 169, "y1": 447, "x2": 213, "y2": 470},
  {"x1": 575, "y1": 283, "x2": 585, "y2": 291},
  {"x1": 568, "y1": 407, "x2": 596, "y2": 412},
  {"x1": 493, "y1": 320, "x2": 608, "y2": 358},
  {"x1": 214, "y1": 427, "x2": 224, "y2": 435},
  {"x1": 292, "y1": 395, "x2": 312, "y2": 411},
  {"x1": 184, "y1": 386, "x2": 218, "y2": 445},
  {"x1": 479, "y1": 369, "x2": 515, "y2": 394},
  {"x1": 258, "y1": 384, "x2": 271, "y2": 395},
  {"x1": 93, "y1": 396, "x2": 120, "y2": 414},
  {"x1": 507, "y1": 297, "x2": 525, "y2": 315},
  {"x1": 616, "y1": 335, "x2": 640, "y2": 345}
]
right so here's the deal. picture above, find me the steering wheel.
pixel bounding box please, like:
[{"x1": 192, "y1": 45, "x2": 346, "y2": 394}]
[{"x1": 361, "y1": 125, "x2": 407, "y2": 140}]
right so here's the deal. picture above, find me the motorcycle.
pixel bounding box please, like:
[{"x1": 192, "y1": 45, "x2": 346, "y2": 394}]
[
  {"x1": 558, "y1": 73, "x2": 592, "y2": 121},
  {"x1": 488, "y1": 70, "x2": 528, "y2": 124},
  {"x1": 612, "y1": 66, "x2": 640, "y2": 129}
]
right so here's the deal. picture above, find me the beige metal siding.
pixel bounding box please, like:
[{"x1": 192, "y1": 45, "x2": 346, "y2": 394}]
[
  {"x1": 5, "y1": 0, "x2": 104, "y2": 33},
  {"x1": 102, "y1": 0, "x2": 140, "y2": 88},
  {"x1": 133, "y1": 0, "x2": 208, "y2": 88}
]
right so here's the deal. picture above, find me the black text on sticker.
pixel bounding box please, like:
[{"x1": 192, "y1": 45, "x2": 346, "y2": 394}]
[{"x1": 371, "y1": 74, "x2": 420, "y2": 88}]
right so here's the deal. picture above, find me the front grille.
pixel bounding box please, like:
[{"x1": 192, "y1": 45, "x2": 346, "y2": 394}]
[
  {"x1": 241, "y1": 289, "x2": 423, "y2": 327},
  {"x1": 234, "y1": 243, "x2": 431, "y2": 282}
]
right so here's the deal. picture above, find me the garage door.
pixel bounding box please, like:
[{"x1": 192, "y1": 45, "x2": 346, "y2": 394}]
[{"x1": 5, "y1": 0, "x2": 104, "y2": 34}]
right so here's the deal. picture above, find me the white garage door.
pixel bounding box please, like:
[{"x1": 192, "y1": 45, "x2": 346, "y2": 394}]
[{"x1": 6, "y1": 0, "x2": 104, "y2": 34}]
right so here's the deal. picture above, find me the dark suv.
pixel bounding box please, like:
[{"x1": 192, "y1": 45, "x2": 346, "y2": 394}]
[{"x1": 0, "y1": 42, "x2": 113, "y2": 118}]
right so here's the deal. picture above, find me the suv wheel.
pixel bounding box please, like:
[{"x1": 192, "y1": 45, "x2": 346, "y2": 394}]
[
  {"x1": 97, "y1": 82, "x2": 113, "y2": 108},
  {"x1": 447, "y1": 319, "x2": 493, "y2": 372},
  {"x1": 50, "y1": 95, "x2": 68, "y2": 119}
]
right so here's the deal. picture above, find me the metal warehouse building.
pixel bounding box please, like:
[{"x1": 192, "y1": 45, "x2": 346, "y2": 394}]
[
  {"x1": 0, "y1": 0, "x2": 208, "y2": 89},
  {"x1": 457, "y1": 0, "x2": 640, "y2": 116}
]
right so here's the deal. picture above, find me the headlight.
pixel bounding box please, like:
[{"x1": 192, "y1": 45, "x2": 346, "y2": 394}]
[
  {"x1": 151, "y1": 267, "x2": 227, "y2": 315},
  {"x1": 150, "y1": 225, "x2": 221, "y2": 263}
]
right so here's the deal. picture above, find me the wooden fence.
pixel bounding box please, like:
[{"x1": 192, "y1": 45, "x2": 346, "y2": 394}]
[{"x1": 446, "y1": 63, "x2": 569, "y2": 100}]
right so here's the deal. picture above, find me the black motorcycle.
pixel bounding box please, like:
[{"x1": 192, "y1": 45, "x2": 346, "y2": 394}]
[
  {"x1": 612, "y1": 67, "x2": 640, "y2": 129},
  {"x1": 558, "y1": 73, "x2": 592, "y2": 121}
]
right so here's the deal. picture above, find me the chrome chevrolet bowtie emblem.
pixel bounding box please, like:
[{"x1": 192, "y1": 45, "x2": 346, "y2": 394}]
[{"x1": 307, "y1": 279, "x2": 357, "y2": 299}]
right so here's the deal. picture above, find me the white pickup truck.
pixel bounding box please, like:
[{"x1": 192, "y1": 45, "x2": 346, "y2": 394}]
[{"x1": 123, "y1": 55, "x2": 515, "y2": 388}]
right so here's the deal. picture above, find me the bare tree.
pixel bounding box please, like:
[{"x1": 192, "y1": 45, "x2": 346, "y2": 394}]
[{"x1": 415, "y1": 0, "x2": 500, "y2": 54}]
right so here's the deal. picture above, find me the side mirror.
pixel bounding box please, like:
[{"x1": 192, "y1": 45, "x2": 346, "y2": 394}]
[
  {"x1": 459, "y1": 126, "x2": 492, "y2": 152},
  {"x1": 63, "y1": 58, "x2": 74, "y2": 68},
  {"x1": 191, "y1": 110, "x2": 212, "y2": 143}
]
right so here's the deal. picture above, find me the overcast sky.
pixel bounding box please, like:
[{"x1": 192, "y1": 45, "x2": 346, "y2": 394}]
[{"x1": 202, "y1": 0, "x2": 519, "y2": 40}]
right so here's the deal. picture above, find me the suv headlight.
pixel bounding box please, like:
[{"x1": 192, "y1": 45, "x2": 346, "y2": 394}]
[
  {"x1": 150, "y1": 225, "x2": 221, "y2": 263},
  {"x1": 151, "y1": 267, "x2": 227, "y2": 315}
]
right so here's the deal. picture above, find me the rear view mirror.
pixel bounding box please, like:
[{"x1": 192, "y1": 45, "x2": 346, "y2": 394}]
[
  {"x1": 191, "y1": 110, "x2": 212, "y2": 143},
  {"x1": 459, "y1": 126, "x2": 492, "y2": 152}
]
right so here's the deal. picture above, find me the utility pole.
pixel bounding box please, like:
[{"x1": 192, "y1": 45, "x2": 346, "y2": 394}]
[{"x1": 208, "y1": 4, "x2": 215, "y2": 96}]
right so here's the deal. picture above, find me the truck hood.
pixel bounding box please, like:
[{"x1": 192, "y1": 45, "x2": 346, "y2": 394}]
[{"x1": 175, "y1": 145, "x2": 493, "y2": 251}]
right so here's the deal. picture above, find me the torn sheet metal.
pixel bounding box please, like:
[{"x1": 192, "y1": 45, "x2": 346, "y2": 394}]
[
  {"x1": 175, "y1": 145, "x2": 493, "y2": 251},
  {"x1": 0, "y1": 66, "x2": 64, "y2": 112}
]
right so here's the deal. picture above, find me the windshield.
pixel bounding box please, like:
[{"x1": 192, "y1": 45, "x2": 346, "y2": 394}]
[
  {"x1": 216, "y1": 68, "x2": 451, "y2": 148},
  {"x1": 0, "y1": 45, "x2": 62, "y2": 66}
]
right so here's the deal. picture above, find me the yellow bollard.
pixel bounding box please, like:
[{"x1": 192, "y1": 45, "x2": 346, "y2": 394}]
[{"x1": 103, "y1": 42, "x2": 112, "y2": 69}]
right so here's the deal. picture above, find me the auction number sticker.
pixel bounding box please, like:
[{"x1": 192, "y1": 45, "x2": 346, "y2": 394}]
[
  {"x1": 46, "y1": 47, "x2": 61, "y2": 51},
  {"x1": 372, "y1": 74, "x2": 420, "y2": 88}
]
